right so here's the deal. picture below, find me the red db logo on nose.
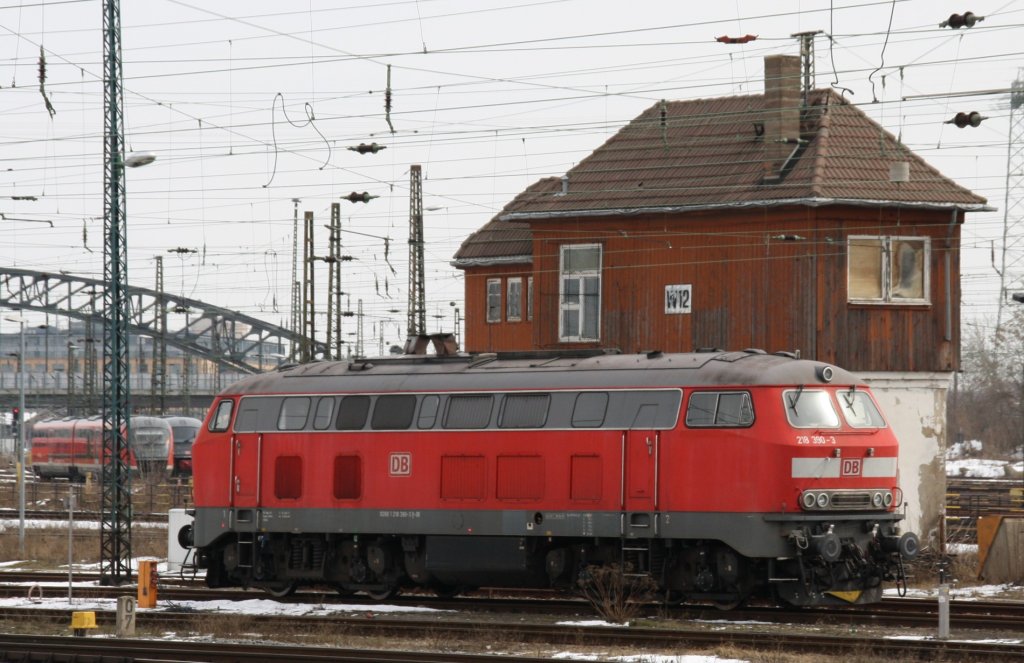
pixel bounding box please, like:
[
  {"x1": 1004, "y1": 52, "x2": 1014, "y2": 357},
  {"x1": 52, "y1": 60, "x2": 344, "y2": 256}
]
[
  {"x1": 841, "y1": 459, "x2": 862, "y2": 477},
  {"x1": 389, "y1": 452, "x2": 411, "y2": 476}
]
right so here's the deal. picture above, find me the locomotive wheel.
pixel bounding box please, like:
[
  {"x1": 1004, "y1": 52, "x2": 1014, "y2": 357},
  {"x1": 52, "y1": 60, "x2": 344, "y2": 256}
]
[
  {"x1": 712, "y1": 594, "x2": 746, "y2": 611},
  {"x1": 365, "y1": 585, "x2": 400, "y2": 601},
  {"x1": 262, "y1": 581, "x2": 298, "y2": 598},
  {"x1": 432, "y1": 584, "x2": 463, "y2": 599},
  {"x1": 661, "y1": 590, "x2": 685, "y2": 606}
]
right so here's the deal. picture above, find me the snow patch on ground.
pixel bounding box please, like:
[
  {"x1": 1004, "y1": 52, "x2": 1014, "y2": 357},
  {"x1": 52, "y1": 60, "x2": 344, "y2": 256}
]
[
  {"x1": 945, "y1": 458, "x2": 1010, "y2": 478},
  {"x1": 553, "y1": 655, "x2": 748, "y2": 663},
  {"x1": 884, "y1": 583, "x2": 1020, "y2": 600}
]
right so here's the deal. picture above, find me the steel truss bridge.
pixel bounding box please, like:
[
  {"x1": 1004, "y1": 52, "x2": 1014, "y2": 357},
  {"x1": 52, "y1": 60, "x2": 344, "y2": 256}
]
[{"x1": 0, "y1": 267, "x2": 324, "y2": 376}]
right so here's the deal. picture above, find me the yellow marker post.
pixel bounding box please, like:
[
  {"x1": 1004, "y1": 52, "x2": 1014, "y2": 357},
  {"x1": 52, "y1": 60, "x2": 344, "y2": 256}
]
[{"x1": 70, "y1": 611, "x2": 97, "y2": 637}]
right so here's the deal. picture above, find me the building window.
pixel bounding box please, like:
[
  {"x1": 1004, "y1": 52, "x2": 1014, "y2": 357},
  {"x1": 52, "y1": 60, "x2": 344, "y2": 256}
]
[
  {"x1": 848, "y1": 236, "x2": 929, "y2": 304},
  {"x1": 486, "y1": 278, "x2": 502, "y2": 323},
  {"x1": 559, "y1": 244, "x2": 601, "y2": 341},
  {"x1": 507, "y1": 277, "x2": 523, "y2": 321},
  {"x1": 527, "y1": 276, "x2": 534, "y2": 321}
]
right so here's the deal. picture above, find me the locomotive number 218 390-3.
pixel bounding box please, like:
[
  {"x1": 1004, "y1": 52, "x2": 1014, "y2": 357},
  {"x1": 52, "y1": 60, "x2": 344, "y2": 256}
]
[{"x1": 795, "y1": 435, "x2": 837, "y2": 445}]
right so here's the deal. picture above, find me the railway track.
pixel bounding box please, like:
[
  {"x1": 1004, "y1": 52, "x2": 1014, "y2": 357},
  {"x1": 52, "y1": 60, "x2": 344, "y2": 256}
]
[
  {"x1": 1, "y1": 571, "x2": 1022, "y2": 633},
  {"x1": 0, "y1": 604, "x2": 1020, "y2": 661},
  {"x1": 0, "y1": 507, "x2": 169, "y2": 523}
]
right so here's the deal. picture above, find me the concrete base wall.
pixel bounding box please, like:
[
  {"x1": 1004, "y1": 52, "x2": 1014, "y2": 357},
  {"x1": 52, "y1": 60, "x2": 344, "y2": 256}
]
[{"x1": 859, "y1": 371, "x2": 951, "y2": 549}]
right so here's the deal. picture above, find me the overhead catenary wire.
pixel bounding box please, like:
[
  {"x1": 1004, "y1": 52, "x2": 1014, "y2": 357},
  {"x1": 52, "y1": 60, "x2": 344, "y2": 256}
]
[{"x1": 1, "y1": 0, "x2": 1017, "y2": 333}]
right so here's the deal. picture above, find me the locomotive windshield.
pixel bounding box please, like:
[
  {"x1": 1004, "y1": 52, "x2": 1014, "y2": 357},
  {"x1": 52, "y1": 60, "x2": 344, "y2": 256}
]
[
  {"x1": 838, "y1": 389, "x2": 887, "y2": 428},
  {"x1": 783, "y1": 390, "x2": 839, "y2": 428}
]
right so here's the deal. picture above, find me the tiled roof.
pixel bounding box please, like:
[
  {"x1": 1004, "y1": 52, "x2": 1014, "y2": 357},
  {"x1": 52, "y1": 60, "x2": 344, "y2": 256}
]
[
  {"x1": 450, "y1": 180, "x2": 548, "y2": 264},
  {"x1": 497, "y1": 90, "x2": 987, "y2": 220}
]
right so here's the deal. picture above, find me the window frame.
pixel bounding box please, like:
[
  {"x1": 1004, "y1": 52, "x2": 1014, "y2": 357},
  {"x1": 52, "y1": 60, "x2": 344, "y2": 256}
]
[
  {"x1": 507, "y1": 277, "x2": 523, "y2": 322},
  {"x1": 486, "y1": 278, "x2": 502, "y2": 323},
  {"x1": 847, "y1": 235, "x2": 930, "y2": 305},
  {"x1": 559, "y1": 243, "x2": 602, "y2": 342},
  {"x1": 209, "y1": 400, "x2": 234, "y2": 432},
  {"x1": 527, "y1": 276, "x2": 534, "y2": 321},
  {"x1": 685, "y1": 391, "x2": 755, "y2": 428}
]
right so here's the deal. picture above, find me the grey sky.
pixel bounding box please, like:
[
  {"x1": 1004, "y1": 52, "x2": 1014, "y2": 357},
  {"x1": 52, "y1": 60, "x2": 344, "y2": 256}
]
[{"x1": 1, "y1": 0, "x2": 1021, "y2": 349}]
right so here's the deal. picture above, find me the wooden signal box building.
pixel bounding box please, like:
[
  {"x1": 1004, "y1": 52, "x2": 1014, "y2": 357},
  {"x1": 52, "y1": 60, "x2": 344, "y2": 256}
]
[{"x1": 452, "y1": 55, "x2": 990, "y2": 540}]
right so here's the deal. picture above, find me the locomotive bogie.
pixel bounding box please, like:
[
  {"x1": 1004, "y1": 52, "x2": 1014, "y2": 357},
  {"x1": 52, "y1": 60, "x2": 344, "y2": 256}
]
[{"x1": 185, "y1": 350, "x2": 918, "y2": 607}]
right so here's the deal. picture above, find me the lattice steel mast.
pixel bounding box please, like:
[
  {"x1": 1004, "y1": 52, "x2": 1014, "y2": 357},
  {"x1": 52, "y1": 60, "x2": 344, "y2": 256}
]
[
  {"x1": 997, "y1": 71, "x2": 1024, "y2": 331},
  {"x1": 328, "y1": 202, "x2": 344, "y2": 360},
  {"x1": 407, "y1": 165, "x2": 425, "y2": 338},
  {"x1": 151, "y1": 255, "x2": 167, "y2": 414},
  {"x1": 100, "y1": 0, "x2": 133, "y2": 585}
]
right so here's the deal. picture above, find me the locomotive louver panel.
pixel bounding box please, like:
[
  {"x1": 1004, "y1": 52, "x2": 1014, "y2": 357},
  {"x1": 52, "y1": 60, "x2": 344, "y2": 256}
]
[
  {"x1": 275, "y1": 456, "x2": 302, "y2": 499},
  {"x1": 496, "y1": 456, "x2": 544, "y2": 500},
  {"x1": 570, "y1": 455, "x2": 602, "y2": 501},
  {"x1": 441, "y1": 456, "x2": 486, "y2": 499},
  {"x1": 333, "y1": 455, "x2": 361, "y2": 500}
]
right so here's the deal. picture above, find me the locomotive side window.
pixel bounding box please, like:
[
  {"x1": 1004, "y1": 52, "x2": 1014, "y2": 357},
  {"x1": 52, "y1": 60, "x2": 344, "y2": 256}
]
[
  {"x1": 499, "y1": 393, "x2": 550, "y2": 428},
  {"x1": 783, "y1": 390, "x2": 840, "y2": 428},
  {"x1": 838, "y1": 389, "x2": 887, "y2": 428},
  {"x1": 444, "y1": 394, "x2": 494, "y2": 429},
  {"x1": 418, "y1": 395, "x2": 440, "y2": 429},
  {"x1": 336, "y1": 396, "x2": 371, "y2": 430},
  {"x1": 572, "y1": 392, "x2": 608, "y2": 427},
  {"x1": 371, "y1": 394, "x2": 417, "y2": 429},
  {"x1": 209, "y1": 400, "x2": 234, "y2": 432},
  {"x1": 236, "y1": 397, "x2": 285, "y2": 431},
  {"x1": 312, "y1": 397, "x2": 336, "y2": 430},
  {"x1": 278, "y1": 397, "x2": 312, "y2": 431},
  {"x1": 686, "y1": 392, "x2": 754, "y2": 427}
]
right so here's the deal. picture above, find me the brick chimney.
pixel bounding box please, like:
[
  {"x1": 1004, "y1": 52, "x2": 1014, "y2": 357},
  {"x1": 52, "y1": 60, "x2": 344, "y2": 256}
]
[{"x1": 763, "y1": 55, "x2": 802, "y2": 178}]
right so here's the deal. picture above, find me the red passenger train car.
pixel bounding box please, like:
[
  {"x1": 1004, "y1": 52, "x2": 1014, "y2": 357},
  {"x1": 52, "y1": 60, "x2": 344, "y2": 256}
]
[
  {"x1": 183, "y1": 349, "x2": 919, "y2": 607},
  {"x1": 30, "y1": 417, "x2": 137, "y2": 480},
  {"x1": 30, "y1": 415, "x2": 177, "y2": 480}
]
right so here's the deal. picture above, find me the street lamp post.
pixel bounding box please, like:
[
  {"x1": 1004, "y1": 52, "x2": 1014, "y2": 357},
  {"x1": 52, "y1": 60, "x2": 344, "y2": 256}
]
[{"x1": 4, "y1": 316, "x2": 26, "y2": 558}]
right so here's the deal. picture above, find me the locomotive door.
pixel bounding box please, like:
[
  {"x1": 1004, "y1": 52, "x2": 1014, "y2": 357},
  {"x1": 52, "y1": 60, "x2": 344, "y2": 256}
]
[
  {"x1": 623, "y1": 403, "x2": 659, "y2": 514},
  {"x1": 230, "y1": 432, "x2": 261, "y2": 508}
]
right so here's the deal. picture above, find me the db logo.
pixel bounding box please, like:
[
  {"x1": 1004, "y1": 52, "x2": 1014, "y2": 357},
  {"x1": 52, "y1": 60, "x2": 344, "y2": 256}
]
[
  {"x1": 389, "y1": 452, "x2": 412, "y2": 476},
  {"x1": 841, "y1": 458, "x2": 862, "y2": 477}
]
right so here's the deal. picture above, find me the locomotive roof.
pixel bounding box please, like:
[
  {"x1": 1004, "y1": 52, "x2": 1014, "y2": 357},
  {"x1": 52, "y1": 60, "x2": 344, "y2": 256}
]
[{"x1": 220, "y1": 350, "x2": 865, "y2": 396}]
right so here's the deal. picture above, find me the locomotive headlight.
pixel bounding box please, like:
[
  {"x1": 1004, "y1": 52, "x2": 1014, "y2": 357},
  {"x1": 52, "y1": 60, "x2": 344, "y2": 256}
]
[
  {"x1": 883, "y1": 491, "x2": 893, "y2": 508},
  {"x1": 801, "y1": 492, "x2": 817, "y2": 509},
  {"x1": 872, "y1": 492, "x2": 884, "y2": 508},
  {"x1": 815, "y1": 492, "x2": 830, "y2": 509}
]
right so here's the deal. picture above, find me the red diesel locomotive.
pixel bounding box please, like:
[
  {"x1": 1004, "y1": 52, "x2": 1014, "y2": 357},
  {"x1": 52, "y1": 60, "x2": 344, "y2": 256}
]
[{"x1": 183, "y1": 349, "x2": 919, "y2": 607}]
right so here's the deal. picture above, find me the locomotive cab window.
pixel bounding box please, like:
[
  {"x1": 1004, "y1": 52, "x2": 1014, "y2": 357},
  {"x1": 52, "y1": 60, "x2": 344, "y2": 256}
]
[
  {"x1": 278, "y1": 397, "x2": 311, "y2": 431},
  {"x1": 209, "y1": 400, "x2": 233, "y2": 432},
  {"x1": 838, "y1": 389, "x2": 887, "y2": 428},
  {"x1": 371, "y1": 394, "x2": 417, "y2": 430},
  {"x1": 686, "y1": 391, "x2": 754, "y2": 427},
  {"x1": 783, "y1": 389, "x2": 840, "y2": 428}
]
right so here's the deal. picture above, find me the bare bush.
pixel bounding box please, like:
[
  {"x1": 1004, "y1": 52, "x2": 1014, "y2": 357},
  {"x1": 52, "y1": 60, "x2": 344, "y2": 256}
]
[{"x1": 576, "y1": 564, "x2": 657, "y2": 624}]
